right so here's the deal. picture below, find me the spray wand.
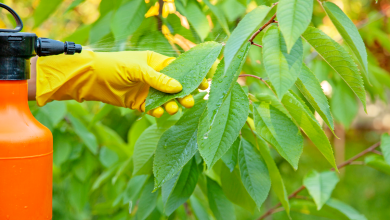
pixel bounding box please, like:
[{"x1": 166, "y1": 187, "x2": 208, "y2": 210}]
[{"x1": 0, "y1": 3, "x2": 82, "y2": 79}]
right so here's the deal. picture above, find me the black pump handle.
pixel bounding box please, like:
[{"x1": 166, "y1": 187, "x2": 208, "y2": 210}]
[{"x1": 0, "y1": 3, "x2": 23, "y2": 32}]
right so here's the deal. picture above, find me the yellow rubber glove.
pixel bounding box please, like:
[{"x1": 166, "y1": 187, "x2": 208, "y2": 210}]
[{"x1": 36, "y1": 50, "x2": 196, "y2": 117}]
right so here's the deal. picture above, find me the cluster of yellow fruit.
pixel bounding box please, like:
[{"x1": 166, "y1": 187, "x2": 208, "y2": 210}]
[{"x1": 145, "y1": 0, "x2": 176, "y2": 18}]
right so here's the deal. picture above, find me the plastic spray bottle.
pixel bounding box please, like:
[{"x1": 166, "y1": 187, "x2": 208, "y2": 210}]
[{"x1": 0, "y1": 4, "x2": 82, "y2": 219}]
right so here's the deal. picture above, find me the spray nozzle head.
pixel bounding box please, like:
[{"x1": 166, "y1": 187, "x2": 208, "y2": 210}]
[{"x1": 36, "y1": 38, "x2": 82, "y2": 56}]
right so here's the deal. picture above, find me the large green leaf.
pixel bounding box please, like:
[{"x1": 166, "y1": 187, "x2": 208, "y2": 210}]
[
  {"x1": 136, "y1": 177, "x2": 159, "y2": 220},
  {"x1": 133, "y1": 125, "x2": 166, "y2": 176},
  {"x1": 208, "y1": 43, "x2": 250, "y2": 123},
  {"x1": 301, "y1": 26, "x2": 367, "y2": 111},
  {"x1": 262, "y1": 25, "x2": 303, "y2": 98},
  {"x1": 330, "y1": 82, "x2": 358, "y2": 128},
  {"x1": 288, "y1": 198, "x2": 362, "y2": 219},
  {"x1": 241, "y1": 120, "x2": 290, "y2": 215},
  {"x1": 238, "y1": 139, "x2": 271, "y2": 209},
  {"x1": 154, "y1": 101, "x2": 207, "y2": 188},
  {"x1": 323, "y1": 2, "x2": 369, "y2": 79},
  {"x1": 177, "y1": 0, "x2": 210, "y2": 41},
  {"x1": 33, "y1": 0, "x2": 62, "y2": 28},
  {"x1": 295, "y1": 64, "x2": 334, "y2": 131},
  {"x1": 146, "y1": 42, "x2": 222, "y2": 111},
  {"x1": 365, "y1": 154, "x2": 390, "y2": 175},
  {"x1": 110, "y1": 0, "x2": 146, "y2": 40},
  {"x1": 198, "y1": 83, "x2": 249, "y2": 168},
  {"x1": 91, "y1": 164, "x2": 119, "y2": 191},
  {"x1": 224, "y1": 5, "x2": 272, "y2": 69},
  {"x1": 68, "y1": 114, "x2": 98, "y2": 155},
  {"x1": 303, "y1": 170, "x2": 339, "y2": 210},
  {"x1": 282, "y1": 91, "x2": 337, "y2": 170},
  {"x1": 326, "y1": 199, "x2": 367, "y2": 220},
  {"x1": 380, "y1": 133, "x2": 390, "y2": 165},
  {"x1": 254, "y1": 102, "x2": 303, "y2": 170},
  {"x1": 89, "y1": 11, "x2": 113, "y2": 44},
  {"x1": 277, "y1": 0, "x2": 313, "y2": 52},
  {"x1": 189, "y1": 195, "x2": 210, "y2": 220},
  {"x1": 221, "y1": 136, "x2": 240, "y2": 172},
  {"x1": 163, "y1": 158, "x2": 199, "y2": 216},
  {"x1": 122, "y1": 175, "x2": 149, "y2": 205},
  {"x1": 203, "y1": 0, "x2": 230, "y2": 36},
  {"x1": 220, "y1": 164, "x2": 256, "y2": 211},
  {"x1": 207, "y1": 177, "x2": 236, "y2": 220},
  {"x1": 53, "y1": 131, "x2": 72, "y2": 167}
]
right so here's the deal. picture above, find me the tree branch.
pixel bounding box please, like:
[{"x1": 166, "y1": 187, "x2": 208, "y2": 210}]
[
  {"x1": 248, "y1": 5, "x2": 278, "y2": 46},
  {"x1": 257, "y1": 142, "x2": 381, "y2": 219},
  {"x1": 239, "y1": 74, "x2": 278, "y2": 99}
]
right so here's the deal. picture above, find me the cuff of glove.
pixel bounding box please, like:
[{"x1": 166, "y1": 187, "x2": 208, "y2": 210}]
[{"x1": 36, "y1": 50, "x2": 97, "y2": 106}]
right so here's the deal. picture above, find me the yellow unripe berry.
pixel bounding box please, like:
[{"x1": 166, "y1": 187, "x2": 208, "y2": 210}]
[
  {"x1": 148, "y1": 106, "x2": 164, "y2": 118},
  {"x1": 198, "y1": 78, "x2": 209, "y2": 90},
  {"x1": 206, "y1": 59, "x2": 220, "y2": 79},
  {"x1": 178, "y1": 95, "x2": 194, "y2": 108},
  {"x1": 164, "y1": 100, "x2": 179, "y2": 115}
]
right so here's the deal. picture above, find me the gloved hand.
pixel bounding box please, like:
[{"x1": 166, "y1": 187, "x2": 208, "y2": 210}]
[{"x1": 36, "y1": 50, "x2": 208, "y2": 117}]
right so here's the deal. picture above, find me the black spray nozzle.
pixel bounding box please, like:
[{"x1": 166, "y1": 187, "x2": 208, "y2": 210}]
[{"x1": 35, "y1": 38, "x2": 82, "y2": 57}]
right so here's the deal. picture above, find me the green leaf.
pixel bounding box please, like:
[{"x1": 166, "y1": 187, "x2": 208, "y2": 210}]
[
  {"x1": 112, "y1": 157, "x2": 133, "y2": 184},
  {"x1": 133, "y1": 125, "x2": 166, "y2": 176},
  {"x1": 255, "y1": 93, "x2": 290, "y2": 117},
  {"x1": 189, "y1": 195, "x2": 210, "y2": 220},
  {"x1": 220, "y1": 164, "x2": 256, "y2": 211},
  {"x1": 128, "y1": 117, "x2": 151, "y2": 151},
  {"x1": 89, "y1": 104, "x2": 114, "y2": 128},
  {"x1": 154, "y1": 101, "x2": 207, "y2": 188},
  {"x1": 282, "y1": 91, "x2": 337, "y2": 170},
  {"x1": 224, "y1": 5, "x2": 271, "y2": 69},
  {"x1": 66, "y1": 0, "x2": 85, "y2": 12},
  {"x1": 198, "y1": 83, "x2": 249, "y2": 168},
  {"x1": 301, "y1": 26, "x2": 367, "y2": 111},
  {"x1": 63, "y1": 24, "x2": 91, "y2": 45},
  {"x1": 326, "y1": 198, "x2": 368, "y2": 220},
  {"x1": 262, "y1": 25, "x2": 303, "y2": 98},
  {"x1": 163, "y1": 158, "x2": 199, "y2": 216},
  {"x1": 380, "y1": 133, "x2": 390, "y2": 165},
  {"x1": 277, "y1": 0, "x2": 313, "y2": 52},
  {"x1": 89, "y1": 11, "x2": 113, "y2": 44},
  {"x1": 323, "y1": 2, "x2": 369, "y2": 79},
  {"x1": 177, "y1": 1, "x2": 210, "y2": 41},
  {"x1": 53, "y1": 131, "x2": 72, "y2": 167},
  {"x1": 137, "y1": 32, "x2": 175, "y2": 57},
  {"x1": 146, "y1": 42, "x2": 222, "y2": 111},
  {"x1": 33, "y1": 0, "x2": 62, "y2": 28},
  {"x1": 241, "y1": 119, "x2": 290, "y2": 214},
  {"x1": 208, "y1": 43, "x2": 250, "y2": 123},
  {"x1": 136, "y1": 177, "x2": 159, "y2": 220},
  {"x1": 111, "y1": 0, "x2": 146, "y2": 40},
  {"x1": 238, "y1": 139, "x2": 271, "y2": 209},
  {"x1": 295, "y1": 64, "x2": 334, "y2": 132},
  {"x1": 203, "y1": 0, "x2": 230, "y2": 36},
  {"x1": 254, "y1": 102, "x2": 303, "y2": 170},
  {"x1": 303, "y1": 170, "x2": 339, "y2": 210},
  {"x1": 68, "y1": 114, "x2": 98, "y2": 155},
  {"x1": 92, "y1": 164, "x2": 119, "y2": 191},
  {"x1": 222, "y1": 136, "x2": 240, "y2": 172},
  {"x1": 207, "y1": 177, "x2": 236, "y2": 220},
  {"x1": 330, "y1": 82, "x2": 358, "y2": 128},
  {"x1": 365, "y1": 154, "x2": 390, "y2": 175},
  {"x1": 288, "y1": 198, "x2": 353, "y2": 219},
  {"x1": 122, "y1": 175, "x2": 149, "y2": 205}
]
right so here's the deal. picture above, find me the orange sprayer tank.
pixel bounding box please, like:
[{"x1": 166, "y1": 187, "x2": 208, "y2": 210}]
[{"x1": 0, "y1": 80, "x2": 53, "y2": 220}]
